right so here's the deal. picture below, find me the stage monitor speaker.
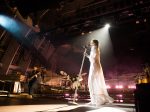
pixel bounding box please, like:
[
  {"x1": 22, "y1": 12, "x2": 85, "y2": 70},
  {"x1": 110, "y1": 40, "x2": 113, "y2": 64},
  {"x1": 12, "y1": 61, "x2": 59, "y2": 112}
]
[
  {"x1": 0, "y1": 80, "x2": 5, "y2": 90},
  {"x1": 4, "y1": 81, "x2": 14, "y2": 93},
  {"x1": 134, "y1": 83, "x2": 150, "y2": 112}
]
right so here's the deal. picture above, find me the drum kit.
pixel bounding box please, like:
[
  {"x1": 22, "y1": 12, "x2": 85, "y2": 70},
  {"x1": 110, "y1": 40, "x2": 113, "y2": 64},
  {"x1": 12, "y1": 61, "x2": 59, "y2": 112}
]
[
  {"x1": 60, "y1": 71, "x2": 87, "y2": 89},
  {"x1": 60, "y1": 71, "x2": 72, "y2": 87}
]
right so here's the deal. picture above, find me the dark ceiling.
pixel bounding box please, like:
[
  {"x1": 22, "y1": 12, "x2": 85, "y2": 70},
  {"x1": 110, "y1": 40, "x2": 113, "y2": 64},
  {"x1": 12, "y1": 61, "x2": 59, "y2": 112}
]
[
  {"x1": 6, "y1": 0, "x2": 62, "y2": 17},
  {"x1": 4, "y1": 0, "x2": 150, "y2": 53},
  {"x1": 5, "y1": 0, "x2": 150, "y2": 29},
  {"x1": 1, "y1": 0, "x2": 150, "y2": 75}
]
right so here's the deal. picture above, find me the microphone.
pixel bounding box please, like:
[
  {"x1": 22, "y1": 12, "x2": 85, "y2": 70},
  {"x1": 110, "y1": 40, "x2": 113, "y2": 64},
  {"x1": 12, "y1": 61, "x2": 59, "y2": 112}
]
[
  {"x1": 83, "y1": 45, "x2": 89, "y2": 49},
  {"x1": 82, "y1": 46, "x2": 86, "y2": 49}
]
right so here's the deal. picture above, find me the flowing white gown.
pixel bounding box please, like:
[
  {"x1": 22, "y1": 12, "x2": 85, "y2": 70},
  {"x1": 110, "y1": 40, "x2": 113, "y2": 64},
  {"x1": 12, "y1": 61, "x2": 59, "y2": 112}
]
[{"x1": 88, "y1": 46, "x2": 114, "y2": 106}]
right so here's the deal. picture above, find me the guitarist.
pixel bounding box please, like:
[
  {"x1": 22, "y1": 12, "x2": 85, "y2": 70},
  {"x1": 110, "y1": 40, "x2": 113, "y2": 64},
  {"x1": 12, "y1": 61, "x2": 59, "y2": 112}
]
[{"x1": 27, "y1": 66, "x2": 41, "y2": 96}]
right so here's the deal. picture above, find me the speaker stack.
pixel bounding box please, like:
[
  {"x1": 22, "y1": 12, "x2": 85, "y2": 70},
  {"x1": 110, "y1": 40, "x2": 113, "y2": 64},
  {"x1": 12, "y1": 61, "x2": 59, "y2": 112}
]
[{"x1": 135, "y1": 83, "x2": 150, "y2": 112}]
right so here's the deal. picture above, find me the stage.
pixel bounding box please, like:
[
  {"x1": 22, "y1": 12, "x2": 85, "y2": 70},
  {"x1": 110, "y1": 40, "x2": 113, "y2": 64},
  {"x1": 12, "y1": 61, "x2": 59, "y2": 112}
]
[{"x1": 0, "y1": 95, "x2": 135, "y2": 112}]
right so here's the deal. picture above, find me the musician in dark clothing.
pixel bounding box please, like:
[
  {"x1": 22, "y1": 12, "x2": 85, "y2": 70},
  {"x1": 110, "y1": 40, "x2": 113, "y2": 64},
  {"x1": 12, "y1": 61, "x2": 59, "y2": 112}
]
[
  {"x1": 40, "y1": 67, "x2": 47, "y2": 84},
  {"x1": 27, "y1": 66, "x2": 41, "y2": 96}
]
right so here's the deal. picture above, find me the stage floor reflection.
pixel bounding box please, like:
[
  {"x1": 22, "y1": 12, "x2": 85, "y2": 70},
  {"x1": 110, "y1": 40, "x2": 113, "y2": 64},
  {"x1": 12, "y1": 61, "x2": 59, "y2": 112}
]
[{"x1": 0, "y1": 96, "x2": 135, "y2": 112}]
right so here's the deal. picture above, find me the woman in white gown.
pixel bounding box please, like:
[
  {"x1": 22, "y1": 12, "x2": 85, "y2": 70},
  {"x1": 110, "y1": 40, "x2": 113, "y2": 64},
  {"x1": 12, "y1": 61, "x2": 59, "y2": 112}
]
[{"x1": 85, "y1": 39, "x2": 114, "y2": 106}]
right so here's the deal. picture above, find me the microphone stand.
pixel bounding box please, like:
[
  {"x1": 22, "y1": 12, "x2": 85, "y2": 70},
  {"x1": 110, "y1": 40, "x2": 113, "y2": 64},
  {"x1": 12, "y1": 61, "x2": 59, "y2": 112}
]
[{"x1": 69, "y1": 47, "x2": 87, "y2": 105}]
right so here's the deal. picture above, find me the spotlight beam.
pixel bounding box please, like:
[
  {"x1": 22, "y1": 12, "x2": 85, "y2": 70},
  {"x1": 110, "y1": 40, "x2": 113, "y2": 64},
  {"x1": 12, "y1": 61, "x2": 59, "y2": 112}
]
[{"x1": 105, "y1": 24, "x2": 110, "y2": 29}]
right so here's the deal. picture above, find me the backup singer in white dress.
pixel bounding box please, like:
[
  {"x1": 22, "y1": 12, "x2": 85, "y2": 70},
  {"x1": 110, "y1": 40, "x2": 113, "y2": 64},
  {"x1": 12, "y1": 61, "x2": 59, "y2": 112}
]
[{"x1": 85, "y1": 40, "x2": 114, "y2": 106}]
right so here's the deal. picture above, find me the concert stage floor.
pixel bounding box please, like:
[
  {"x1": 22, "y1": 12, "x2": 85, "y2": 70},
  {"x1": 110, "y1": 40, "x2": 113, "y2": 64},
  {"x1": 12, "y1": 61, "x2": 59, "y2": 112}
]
[{"x1": 0, "y1": 95, "x2": 135, "y2": 112}]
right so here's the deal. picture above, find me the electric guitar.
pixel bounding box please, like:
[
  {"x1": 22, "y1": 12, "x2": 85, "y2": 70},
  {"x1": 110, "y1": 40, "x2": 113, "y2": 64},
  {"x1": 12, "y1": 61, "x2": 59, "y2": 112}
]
[{"x1": 28, "y1": 72, "x2": 41, "y2": 82}]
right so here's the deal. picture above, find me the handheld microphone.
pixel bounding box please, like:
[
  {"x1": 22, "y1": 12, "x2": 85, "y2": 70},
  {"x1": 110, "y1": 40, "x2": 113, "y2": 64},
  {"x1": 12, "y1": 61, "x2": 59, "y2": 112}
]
[
  {"x1": 83, "y1": 46, "x2": 87, "y2": 49},
  {"x1": 83, "y1": 45, "x2": 89, "y2": 49}
]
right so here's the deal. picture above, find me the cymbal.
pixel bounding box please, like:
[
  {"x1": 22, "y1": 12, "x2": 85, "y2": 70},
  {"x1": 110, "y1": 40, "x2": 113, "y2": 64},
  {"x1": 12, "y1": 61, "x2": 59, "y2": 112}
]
[{"x1": 60, "y1": 71, "x2": 67, "y2": 76}]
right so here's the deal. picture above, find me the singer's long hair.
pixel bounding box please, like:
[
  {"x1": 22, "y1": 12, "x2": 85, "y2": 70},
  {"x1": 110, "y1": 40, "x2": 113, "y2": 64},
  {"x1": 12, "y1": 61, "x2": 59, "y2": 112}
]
[
  {"x1": 91, "y1": 39, "x2": 100, "y2": 53},
  {"x1": 92, "y1": 40, "x2": 99, "y2": 48}
]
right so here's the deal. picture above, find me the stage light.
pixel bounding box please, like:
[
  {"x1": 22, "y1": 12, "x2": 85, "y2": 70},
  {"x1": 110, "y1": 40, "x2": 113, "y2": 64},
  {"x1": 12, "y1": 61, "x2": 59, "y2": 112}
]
[
  {"x1": 104, "y1": 24, "x2": 110, "y2": 29},
  {"x1": 0, "y1": 15, "x2": 11, "y2": 27},
  {"x1": 0, "y1": 14, "x2": 29, "y2": 43},
  {"x1": 0, "y1": 14, "x2": 21, "y2": 37},
  {"x1": 144, "y1": 18, "x2": 147, "y2": 22},
  {"x1": 89, "y1": 31, "x2": 92, "y2": 34},
  {"x1": 136, "y1": 20, "x2": 140, "y2": 24},
  {"x1": 116, "y1": 94, "x2": 123, "y2": 98},
  {"x1": 0, "y1": 15, "x2": 17, "y2": 27},
  {"x1": 81, "y1": 32, "x2": 85, "y2": 35},
  {"x1": 120, "y1": 100, "x2": 124, "y2": 103},
  {"x1": 106, "y1": 85, "x2": 111, "y2": 89},
  {"x1": 64, "y1": 93, "x2": 70, "y2": 97},
  {"x1": 115, "y1": 85, "x2": 123, "y2": 89},
  {"x1": 128, "y1": 85, "x2": 136, "y2": 89}
]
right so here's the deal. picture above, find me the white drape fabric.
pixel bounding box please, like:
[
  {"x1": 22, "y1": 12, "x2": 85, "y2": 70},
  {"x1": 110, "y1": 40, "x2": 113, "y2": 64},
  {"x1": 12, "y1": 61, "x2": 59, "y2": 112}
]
[{"x1": 88, "y1": 46, "x2": 114, "y2": 106}]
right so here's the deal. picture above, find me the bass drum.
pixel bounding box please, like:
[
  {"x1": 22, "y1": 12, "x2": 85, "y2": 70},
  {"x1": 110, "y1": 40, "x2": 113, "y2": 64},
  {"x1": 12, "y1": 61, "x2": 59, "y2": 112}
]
[
  {"x1": 60, "y1": 79, "x2": 66, "y2": 86},
  {"x1": 72, "y1": 81, "x2": 80, "y2": 89},
  {"x1": 20, "y1": 75, "x2": 27, "y2": 82}
]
